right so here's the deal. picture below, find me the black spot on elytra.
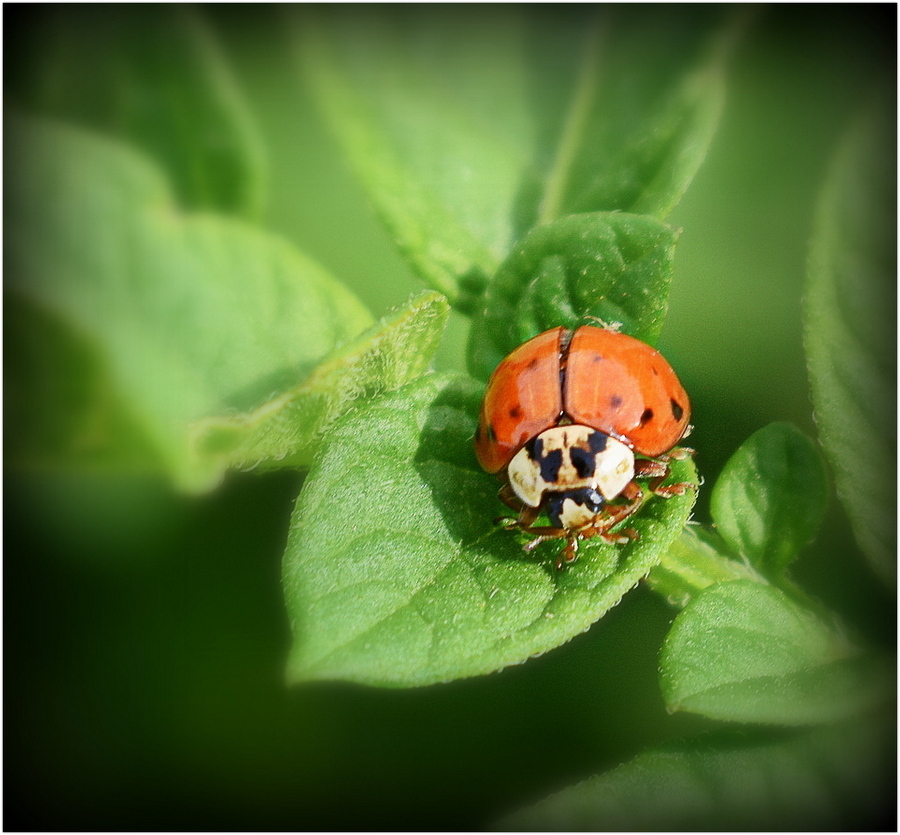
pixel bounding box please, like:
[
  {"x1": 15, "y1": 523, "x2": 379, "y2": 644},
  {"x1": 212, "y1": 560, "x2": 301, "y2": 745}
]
[
  {"x1": 610, "y1": 394, "x2": 623, "y2": 409},
  {"x1": 640, "y1": 408, "x2": 654, "y2": 426},
  {"x1": 670, "y1": 399, "x2": 684, "y2": 421},
  {"x1": 527, "y1": 357, "x2": 539, "y2": 369},
  {"x1": 508, "y1": 405, "x2": 522, "y2": 419},
  {"x1": 569, "y1": 446, "x2": 595, "y2": 478},
  {"x1": 538, "y1": 448, "x2": 564, "y2": 483}
]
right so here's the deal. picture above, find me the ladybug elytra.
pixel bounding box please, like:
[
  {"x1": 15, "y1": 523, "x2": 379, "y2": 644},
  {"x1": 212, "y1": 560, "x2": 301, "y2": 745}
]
[{"x1": 475, "y1": 325, "x2": 694, "y2": 569}]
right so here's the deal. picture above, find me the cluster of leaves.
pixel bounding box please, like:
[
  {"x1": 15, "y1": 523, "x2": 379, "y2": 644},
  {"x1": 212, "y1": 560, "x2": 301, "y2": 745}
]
[
  {"x1": 504, "y1": 425, "x2": 893, "y2": 830},
  {"x1": 500, "y1": 83, "x2": 896, "y2": 833},
  {"x1": 7, "y1": 6, "x2": 894, "y2": 831}
]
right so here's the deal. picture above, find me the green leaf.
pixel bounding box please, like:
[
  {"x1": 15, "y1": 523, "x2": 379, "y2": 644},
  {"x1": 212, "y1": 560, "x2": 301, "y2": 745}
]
[
  {"x1": 467, "y1": 212, "x2": 678, "y2": 380},
  {"x1": 7, "y1": 115, "x2": 372, "y2": 491},
  {"x1": 190, "y1": 291, "x2": 449, "y2": 475},
  {"x1": 646, "y1": 525, "x2": 760, "y2": 609},
  {"x1": 805, "y1": 103, "x2": 897, "y2": 587},
  {"x1": 709, "y1": 423, "x2": 828, "y2": 579},
  {"x1": 11, "y1": 6, "x2": 265, "y2": 216},
  {"x1": 543, "y1": 6, "x2": 741, "y2": 222},
  {"x1": 298, "y1": 6, "x2": 736, "y2": 305},
  {"x1": 283, "y1": 373, "x2": 697, "y2": 687},
  {"x1": 660, "y1": 580, "x2": 892, "y2": 725},
  {"x1": 498, "y1": 717, "x2": 894, "y2": 831},
  {"x1": 6, "y1": 295, "x2": 162, "y2": 473}
]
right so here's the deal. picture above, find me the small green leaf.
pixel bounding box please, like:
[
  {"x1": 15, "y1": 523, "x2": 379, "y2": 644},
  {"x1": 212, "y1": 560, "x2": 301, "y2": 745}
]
[
  {"x1": 710, "y1": 422, "x2": 828, "y2": 578},
  {"x1": 805, "y1": 103, "x2": 897, "y2": 587},
  {"x1": 297, "y1": 6, "x2": 530, "y2": 300},
  {"x1": 284, "y1": 373, "x2": 697, "y2": 687},
  {"x1": 646, "y1": 525, "x2": 760, "y2": 609},
  {"x1": 7, "y1": 116, "x2": 372, "y2": 491},
  {"x1": 12, "y1": 6, "x2": 265, "y2": 217},
  {"x1": 543, "y1": 6, "x2": 742, "y2": 222},
  {"x1": 298, "y1": 7, "x2": 735, "y2": 305},
  {"x1": 190, "y1": 291, "x2": 449, "y2": 476},
  {"x1": 498, "y1": 717, "x2": 894, "y2": 831},
  {"x1": 468, "y1": 212, "x2": 678, "y2": 379},
  {"x1": 660, "y1": 580, "x2": 892, "y2": 725}
]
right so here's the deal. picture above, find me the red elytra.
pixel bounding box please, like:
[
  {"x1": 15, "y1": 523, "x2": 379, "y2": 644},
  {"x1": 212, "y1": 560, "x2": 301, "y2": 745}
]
[{"x1": 475, "y1": 325, "x2": 691, "y2": 474}]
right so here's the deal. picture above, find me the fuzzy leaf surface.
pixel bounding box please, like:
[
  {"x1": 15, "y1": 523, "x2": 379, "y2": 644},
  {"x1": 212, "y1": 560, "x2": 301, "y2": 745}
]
[
  {"x1": 468, "y1": 212, "x2": 678, "y2": 379},
  {"x1": 191, "y1": 291, "x2": 449, "y2": 475},
  {"x1": 7, "y1": 116, "x2": 372, "y2": 491},
  {"x1": 710, "y1": 422, "x2": 828, "y2": 578},
  {"x1": 284, "y1": 373, "x2": 697, "y2": 687},
  {"x1": 498, "y1": 718, "x2": 894, "y2": 831},
  {"x1": 660, "y1": 580, "x2": 892, "y2": 725},
  {"x1": 805, "y1": 104, "x2": 897, "y2": 587},
  {"x1": 299, "y1": 6, "x2": 735, "y2": 306}
]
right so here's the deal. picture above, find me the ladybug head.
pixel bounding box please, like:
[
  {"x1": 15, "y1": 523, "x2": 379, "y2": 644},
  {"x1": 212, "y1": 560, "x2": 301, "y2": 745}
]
[
  {"x1": 507, "y1": 425, "x2": 635, "y2": 509},
  {"x1": 544, "y1": 487, "x2": 605, "y2": 529}
]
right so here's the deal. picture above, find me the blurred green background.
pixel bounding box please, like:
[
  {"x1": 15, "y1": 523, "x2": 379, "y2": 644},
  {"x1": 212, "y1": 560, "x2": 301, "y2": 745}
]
[{"x1": 5, "y1": 5, "x2": 895, "y2": 830}]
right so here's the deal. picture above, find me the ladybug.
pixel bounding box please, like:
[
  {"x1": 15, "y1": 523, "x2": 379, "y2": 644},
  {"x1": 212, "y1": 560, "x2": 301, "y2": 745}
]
[{"x1": 474, "y1": 325, "x2": 694, "y2": 570}]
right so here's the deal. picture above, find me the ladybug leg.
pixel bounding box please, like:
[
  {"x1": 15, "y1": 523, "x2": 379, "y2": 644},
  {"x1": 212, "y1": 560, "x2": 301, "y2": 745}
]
[
  {"x1": 518, "y1": 524, "x2": 569, "y2": 545},
  {"x1": 593, "y1": 480, "x2": 645, "y2": 543},
  {"x1": 521, "y1": 526, "x2": 576, "y2": 571},
  {"x1": 508, "y1": 524, "x2": 579, "y2": 571},
  {"x1": 633, "y1": 458, "x2": 694, "y2": 498},
  {"x1": 495, "y1": 483, "x2": 543, "y2": 528},
  {"x1": 649, "y1": 477, "x2": 693, "y2": 498},
  {"x1": 521, "y1": 528, "x2": 578, "y2": 571},
  {"x1": 557, "y1": 537, "x2": 579, "y2": 571},
  {"x1": 633, "y1": 458, "x2": 668, "y2": 478},
  {"x1": 496, "y1": 510, "x2": 542, "y2": 537},
  {"x1": 599, "y1": 526, "x2": 639, "y2": 545},
  {"x1": 635, "y1": 447, "x2": 694, "y2": 470},
  {"x1": 498, "y1": 481, "x2": 524, "y2": 512},
  {"x1": 496, "y1": 484, "x2": 576, "y2": 564}
]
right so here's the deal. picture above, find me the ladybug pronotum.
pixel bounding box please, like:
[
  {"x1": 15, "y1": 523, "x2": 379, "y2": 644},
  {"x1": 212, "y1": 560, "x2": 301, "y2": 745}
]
[{"x1": 474, "y1": 325, "x2": 694, "y2": 570}]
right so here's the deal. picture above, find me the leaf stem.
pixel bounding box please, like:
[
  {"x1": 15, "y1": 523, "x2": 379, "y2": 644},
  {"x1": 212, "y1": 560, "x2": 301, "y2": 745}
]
[{"x1": 537, "y1": 18, "x2": 603, "y2": 225}]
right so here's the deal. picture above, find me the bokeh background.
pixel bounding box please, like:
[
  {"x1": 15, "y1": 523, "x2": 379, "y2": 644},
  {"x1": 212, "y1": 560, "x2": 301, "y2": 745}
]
[{"x1": 5, "y1": 5, "x2": 895, "y2": 830}]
